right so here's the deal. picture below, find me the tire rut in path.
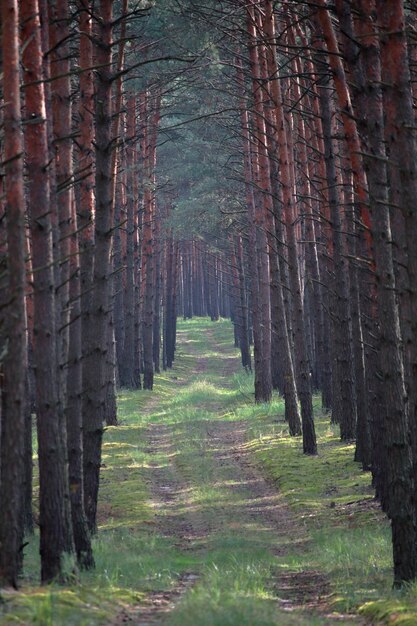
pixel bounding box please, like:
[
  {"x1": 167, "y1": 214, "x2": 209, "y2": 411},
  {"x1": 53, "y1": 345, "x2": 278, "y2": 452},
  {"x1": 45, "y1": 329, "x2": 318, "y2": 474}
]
[
  {"x1": 144, "y1": 422, "x2": 210, "y2": 550},
  {"x1": 112, "y1": 422, "x2": 205, "y2": 625},
  {"x1": 111, "y1": 572, "x2": 197, "y2": 626},
  {"x1": 204, "y1": 419, "x2": 363, "y2": 624},
  {"x1": 111, "y1": 324, "x2": 362, "y2": 624}
]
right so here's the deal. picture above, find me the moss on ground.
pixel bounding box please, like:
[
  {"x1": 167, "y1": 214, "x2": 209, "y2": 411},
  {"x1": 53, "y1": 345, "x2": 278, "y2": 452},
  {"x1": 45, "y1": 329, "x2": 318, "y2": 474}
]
[{"x1": 233, "y1": 367, "x2": 417, "y2": 623}]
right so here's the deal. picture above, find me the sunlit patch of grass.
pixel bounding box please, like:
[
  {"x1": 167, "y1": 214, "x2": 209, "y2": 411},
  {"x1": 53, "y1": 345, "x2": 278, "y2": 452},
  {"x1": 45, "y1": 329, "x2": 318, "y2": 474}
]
[
  {"x1": 358, "y1": 585, "x2": 417, "y2": 626},
  {"x1": 246, "y1": 414, "x2": 377, "y2": 528},
  {"x1": 0, "y1": 585, "x2": 136, "y2": 626},
  {"x1": 89, "y1": 530, "x2": 196, "y2": 593},
  {"x1": 241, "y1": 387, "x2": 415, "y2": 621},
  {"x1": 171, "y1": 379, "x2": 237, "y2": 413}
]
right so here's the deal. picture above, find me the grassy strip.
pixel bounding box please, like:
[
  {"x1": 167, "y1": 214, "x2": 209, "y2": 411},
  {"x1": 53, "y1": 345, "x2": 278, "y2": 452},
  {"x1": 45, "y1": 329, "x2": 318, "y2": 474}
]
[
  {"x1": 0, "y1": 367, "x2": 198, "y2": 624},
  {"x1": 233, "y1": 371, "x2": 417, "y2": 623}
]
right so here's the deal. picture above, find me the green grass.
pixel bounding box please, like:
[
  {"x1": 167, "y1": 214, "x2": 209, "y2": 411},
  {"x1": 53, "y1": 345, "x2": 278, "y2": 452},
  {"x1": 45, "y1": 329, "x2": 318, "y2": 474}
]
[
  {"x1": 1, "y1": 317, "x2": 416, "y2": 625},
  {"x1": 230, "y1": 360, "x2": 417, "y2": 623}
]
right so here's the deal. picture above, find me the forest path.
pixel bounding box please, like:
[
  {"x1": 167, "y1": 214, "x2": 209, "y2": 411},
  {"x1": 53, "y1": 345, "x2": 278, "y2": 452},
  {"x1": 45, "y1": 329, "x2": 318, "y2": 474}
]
[{"x1": 114, "y1": 319, "x2": 363, "y2": 626}]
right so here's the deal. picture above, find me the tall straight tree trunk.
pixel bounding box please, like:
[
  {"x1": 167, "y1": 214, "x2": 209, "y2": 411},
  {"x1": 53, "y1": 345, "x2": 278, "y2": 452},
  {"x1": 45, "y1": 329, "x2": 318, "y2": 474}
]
[
  {"x1": 374, "y1": 0, "x2": 417, "y2": 584},
  {"x1": 346, "y1": 206, "x2": 371, "y2": 468},
  {"x1": 133, "y1": 173, "x2": 142, "y2": 388},
  {"x1": 77, "y1": 1, "x2": 96, "y2": 455},
  {"x1": 0, "y1": 0, "x2": 27, "y2": 588},
  {"x1": 141, "y1": 94, "x2": 154, "y2": 388},
  {"x1": 299, "y1": 39, "x2": 334, "y2": 411},
  {"x1": 262, "y1": 75, "x2": 300, "y2": 423},
  {"x1": 48, "y1": 0, "x2": 73, "y2": 410},
  {"x1": 66, "y1": 197, "x2": 94, "y2": 569},
  {"x1": 246, "y1": 6, "x2": 272, "y2": 402},
  {"x1": 21, "y1": 0, "x2": 74, "y2": 583},
  {"x1": 153, "y1": 201, "x2": 162, "y2": 373},
  {"x1": 141, "y1": 92, "x2": 160, "y2": 389},
  {"x1": 262, "y1": 0, "x2": 316, "y2": 452},
  {"x1": 83, "y1": 0, "x2": 114, "y2": 533},
  {"x1": 291, "y1": 52, "x2": 325, "y2": 397},
  {"x1": 20, "y1": 13, "x2": 33, "y2": 545},
  {"x1": 165, "y1": 240, "x2": 179, "y2": 368},
  {"x1": 317, "y1": 84, "x2": 357, "y2": 440},
  {"x1": 103, "y1": 0, "x2": 128, "y2": 426},
  {"x1": 269, "y1": 228, "x2": 302, "y2": 436},
  {"x1": 237, "y1": 61, "x2": 263, "y2": 402},
  {"x1": 120, "y1": 97, "x2": 138, "y2": 388},
  {"x1": 47, "y1": 0, "x2": 75, "y2": 550},
  {"x1": 113, "y1": 156, "x2": 126, "y2": 382},
  {"x1": 164, "y1": 234, "x2": 174, "y2": 369}
]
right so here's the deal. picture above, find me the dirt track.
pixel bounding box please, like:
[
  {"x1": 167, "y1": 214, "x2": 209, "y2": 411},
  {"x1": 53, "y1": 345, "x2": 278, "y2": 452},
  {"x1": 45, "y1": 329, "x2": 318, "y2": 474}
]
[{"x1": 111, "y1": 325, "x2": 362, "y2": 625}]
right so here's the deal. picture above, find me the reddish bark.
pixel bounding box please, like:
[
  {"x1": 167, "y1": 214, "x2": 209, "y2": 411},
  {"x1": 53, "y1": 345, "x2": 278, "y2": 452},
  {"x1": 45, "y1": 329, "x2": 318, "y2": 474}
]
[
  {"x1": 83, "y1": 0, "x2": 114, "y2": 533},
  {"x1": 375, "y1": 0, "x2": 417, "y2": 584},
  {"x1": 0, "y1": 0, "x2": 27, "y2": 588},
  {"x1": 314, "y1": 0, "x2": 373, "y2": 260},
  {"x1": 48, "y1": 0, "x2": 74, "y2": 388},
  {"x1": 261, "y1": 0, "x2": 316, "y2": 453},
  {"x1": 246, "y1": 4, "x2": 272, "y2": 403},
  {"x1": 141, "y1": 92, "x2": 161, "y2": 390},
  {"x1": 21, "y1": 0, "x2": 76, "y2": 582}
]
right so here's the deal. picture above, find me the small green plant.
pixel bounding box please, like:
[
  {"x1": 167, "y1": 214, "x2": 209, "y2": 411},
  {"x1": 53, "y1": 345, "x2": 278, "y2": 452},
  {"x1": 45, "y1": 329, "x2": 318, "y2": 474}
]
[{"x1": 30, "y1": 591, "x2": 53, "y2": 626}]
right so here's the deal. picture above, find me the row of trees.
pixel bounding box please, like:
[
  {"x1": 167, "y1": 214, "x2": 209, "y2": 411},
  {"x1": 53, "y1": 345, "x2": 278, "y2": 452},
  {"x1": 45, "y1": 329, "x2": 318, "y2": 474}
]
[
  {"x1": 160, "y1": 0, "x2": 417, "y2": 586},
  {"x1": 1, "y1": 0, "x2": 417, "y2": 591},
  {"x1": 0, "y1": 0, "x2": 209, "y2": 587},
  {"x1": 221, "y1": 0, "x2": 417, "y2": 586}
]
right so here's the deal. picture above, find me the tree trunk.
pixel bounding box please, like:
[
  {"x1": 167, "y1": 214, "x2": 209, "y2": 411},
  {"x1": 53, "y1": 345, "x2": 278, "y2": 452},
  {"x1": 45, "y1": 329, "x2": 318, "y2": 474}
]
[
  {"x1": 317, "y1": 82, "x2": 357, "y2": 440},
  {"x1": 0, "y1": 0, "x2": 27, "y2": 588},
  {"x1": 47, "y1": 0, "x2": 75, "y2": 553},
  {"x1": 141, "y1": 92, "x2": 160, "y2": 389},
  {"x1": 246, "y1": 6, "x2": 272, "y2": 402},
  {"x1": 21, "y1": 0, "x2": 75, "y2": 583},
  {"x1": 76, "y1": 5, "x2": 98, "y2": 498},
  {"x1": 120, "y1": 97, "x2": 138, "y2": 388},
  {"x1": 66, "y1": 197, "x2": 94, "y2": 569},
  {"x1": 83, "y1": 0, "x2": 114, "y2": 533},
  {"x1": 262, "y1": 0, "x2": 316, "y2": 452},
  {"x1": 374, "y1": 0, "x2": 417, "y2": 584}
]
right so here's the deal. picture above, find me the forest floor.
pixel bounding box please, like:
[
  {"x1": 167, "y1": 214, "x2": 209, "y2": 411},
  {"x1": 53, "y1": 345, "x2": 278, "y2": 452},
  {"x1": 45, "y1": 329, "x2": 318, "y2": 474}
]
[{"x1": 1, "y1": 318, "x2": 417, "y2": 625}]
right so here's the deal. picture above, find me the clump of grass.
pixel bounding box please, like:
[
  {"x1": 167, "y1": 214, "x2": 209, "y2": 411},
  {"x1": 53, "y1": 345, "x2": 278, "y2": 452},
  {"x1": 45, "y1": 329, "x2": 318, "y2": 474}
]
[
  {"x1": 358, "y1": 585, "x2": 417, "y2": 626},
  {"x1": 243, "y1": 390, "x2": 417, "y2": 622}
]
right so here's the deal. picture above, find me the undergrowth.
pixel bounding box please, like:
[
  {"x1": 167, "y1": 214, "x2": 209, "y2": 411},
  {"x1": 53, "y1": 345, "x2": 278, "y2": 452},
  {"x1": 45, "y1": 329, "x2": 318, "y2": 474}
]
[{"x1": 1, "y1": 317, "x2": 415, "y2": 625}]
